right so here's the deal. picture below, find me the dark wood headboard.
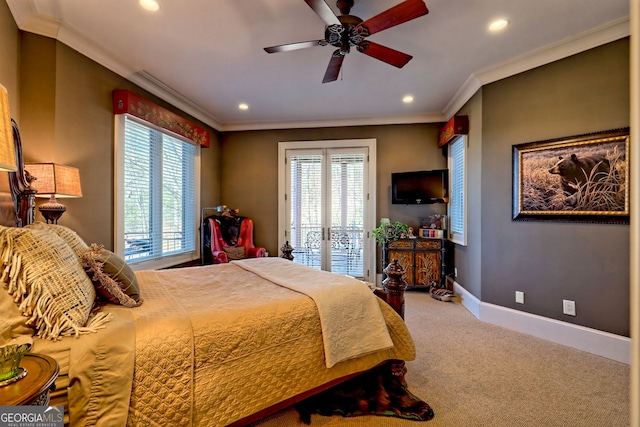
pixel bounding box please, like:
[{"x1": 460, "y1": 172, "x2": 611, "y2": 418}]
[{"x1": 0, "y1": 119, "x2": 35, "y2": 227}]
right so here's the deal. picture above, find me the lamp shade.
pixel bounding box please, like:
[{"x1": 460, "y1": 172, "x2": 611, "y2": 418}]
[
  {"x1": 0, "y1": 84, "x2": 17, "y2": 172},
  {"x1": 25, "y1": 163, "x2": 83, "y2": 198}
]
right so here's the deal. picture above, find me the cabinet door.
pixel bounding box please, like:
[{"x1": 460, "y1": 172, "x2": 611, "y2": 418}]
[
  {"x1": 387, "y1": 240, "x2": 414, "y2": 286},
  {"x1": 415, "y1": 239, "x2": 443, "y2": 287},
  {"x1": 415, "y1": 250, "x2": 441, "y2": 287}
]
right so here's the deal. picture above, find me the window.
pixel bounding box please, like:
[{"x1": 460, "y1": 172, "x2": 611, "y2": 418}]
[
  {"x1": 115, "y1": 115, "x2": 200, "y2": 269},
  {"x1": 448, "y1": 135, "x2": 467, "y2": 246}
]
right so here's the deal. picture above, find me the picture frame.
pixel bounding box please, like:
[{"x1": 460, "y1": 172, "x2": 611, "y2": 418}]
[{"x1": 512, "y1": 128, "x2": 629, "y2": 223}]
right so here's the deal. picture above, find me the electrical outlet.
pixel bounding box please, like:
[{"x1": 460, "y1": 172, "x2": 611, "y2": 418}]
[
  {"x1": 515, "y1": 291, "x2": 525, "y2": 304},
  {"x1": 454, "y1": 267, "x2": 458, "y2": 277},
  {"x1": 563, "y1": 299, "x2": 576, "y2": 316}
]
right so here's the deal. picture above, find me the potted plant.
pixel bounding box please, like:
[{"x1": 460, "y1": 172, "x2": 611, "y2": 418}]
[
  {"x1": 372, "y1": 220, "x2": 410, "y2": 280},
  {"x1": 372, "y1": 220, "x2": 410, "y2": 246}
]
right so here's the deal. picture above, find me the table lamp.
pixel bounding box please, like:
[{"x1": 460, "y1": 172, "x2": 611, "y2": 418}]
[{"x1": 24, "y1": 163, "x2": 82, "y2": 223}]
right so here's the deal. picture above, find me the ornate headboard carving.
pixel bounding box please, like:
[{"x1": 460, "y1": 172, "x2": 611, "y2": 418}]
[{"x1": 0, "y1": 119, "x2": 35, "y2": 227}]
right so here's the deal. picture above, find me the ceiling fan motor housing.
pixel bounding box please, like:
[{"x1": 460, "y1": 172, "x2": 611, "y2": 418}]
[{"x1": 325, "y1": 14, "x2": 367, "y2": 55}]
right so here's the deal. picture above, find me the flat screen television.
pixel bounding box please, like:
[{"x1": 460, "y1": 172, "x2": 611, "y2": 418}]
[{"x1": 391, "y1": 169, "x2": 448, "y2": 204}]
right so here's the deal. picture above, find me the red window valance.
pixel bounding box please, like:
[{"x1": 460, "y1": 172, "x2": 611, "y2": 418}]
[
  {"x1": 438, "y1": 116, "x2": 468, "y2": 148},
  {"x1": 113, "y1": 90, "x2": 210, "y2": 147}
]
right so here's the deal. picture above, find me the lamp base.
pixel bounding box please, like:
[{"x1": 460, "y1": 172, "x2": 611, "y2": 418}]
[{"x1": 39, "y1": 202, "x2": 66, "y2": 224}]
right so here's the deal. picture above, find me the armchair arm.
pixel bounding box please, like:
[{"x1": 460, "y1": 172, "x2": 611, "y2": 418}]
[
  {"x1": 237, "y1": 218, "x2": 256, "y2": 249},
  {"x1": 212, "y1": 250, "x2": 228, "y2": 264},
  {"x1": 247, "y1": 247, "x2": 267, "y2": 258}
]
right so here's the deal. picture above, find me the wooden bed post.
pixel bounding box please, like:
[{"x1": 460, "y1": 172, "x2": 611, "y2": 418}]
[
  {"x1": 381, "y1": 258, "x2": 407, "y2": 319},
  {"x1": 380, "y1": 259, "x2": 409, "y2": 386}
]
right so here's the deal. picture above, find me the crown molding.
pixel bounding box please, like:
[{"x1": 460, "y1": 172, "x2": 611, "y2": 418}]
[
  {"x1": 6, "y1": 0, "x2": 60, "y2": 38},
  {"x1": 220, "y1": 112, "x2": 447, "y2": 132},
  {"x1": 7, "y1": 1, "x2": 223, "y2": 131},
  {"x1": 443, "y1": 16, "x2": 630, "y2": 120}
]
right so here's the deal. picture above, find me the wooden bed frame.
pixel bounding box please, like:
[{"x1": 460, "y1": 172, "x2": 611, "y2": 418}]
[
  {"x1": 2, "y1": 119, "x2": 410, "y2": 426},
  {"x1": 1, "y1": 119, "x2": 35, "y2": 228}
]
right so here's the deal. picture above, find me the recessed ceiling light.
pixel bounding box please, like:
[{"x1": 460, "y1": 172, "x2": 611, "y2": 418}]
[
  {"x1": 139, "y1": 0, "x2": 160, "y2": 12},
  {"x1": 403, "y1": 95, "x2": 414, "y2": 104},
  {"x1": 238, "y1": 103, "x2": 249, "y2": 110},
  {"x1": 488, "y1": 18, "x2": 509, "y2": 33}
]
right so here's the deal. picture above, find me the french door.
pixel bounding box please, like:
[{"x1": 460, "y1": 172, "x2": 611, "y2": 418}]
[{"x1": 278, "y1": 140, "x2": 376, "y2": 281}]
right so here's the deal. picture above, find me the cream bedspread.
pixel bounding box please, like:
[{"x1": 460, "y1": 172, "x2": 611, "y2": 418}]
[
  {"x1": 232, "y1": 258, "x2": 394, "y2": 367},
  {"x1": 60, "y1": 259, "x2": 416, "y2": 426}
]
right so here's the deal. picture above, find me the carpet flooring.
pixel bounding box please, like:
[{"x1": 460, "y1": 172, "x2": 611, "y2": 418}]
[{"x1": 250, "y1": 290, "x2": 630, "y2": 426}]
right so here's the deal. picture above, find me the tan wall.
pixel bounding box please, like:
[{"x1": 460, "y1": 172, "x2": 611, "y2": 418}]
[
  {"x1": 14, "y1": 33, "x2": 221, "y2": 249},
  {"x1": 220, "y1": 124, "x2": 446, "y2": 258},
  {"x1": 0, "y1": 1, "x2": 20, "y2": 120}
]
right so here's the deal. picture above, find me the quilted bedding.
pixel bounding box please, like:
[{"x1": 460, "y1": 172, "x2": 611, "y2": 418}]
[{"x1": 43, "y1": 259, "x2": 416, "y2": 426}]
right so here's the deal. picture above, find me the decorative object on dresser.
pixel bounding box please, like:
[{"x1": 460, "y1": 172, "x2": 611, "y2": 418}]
[
  {"x1": 24, "y1": 163, "x2": 83, "y2": 224},
  {"x1": 372, "y1": 220, "x2": 410, "y2": 246},
  {"x1": 280, "y1": 240, "x2": 294, "y2": 260},
  {"x1": 385, "y1": 237, "x2": 446, "y2": 288},
  {"x1": 0, "y1": 340, "x2": 31, "y2": 384},
  {"x1": 372, "y1": 220, "x2": 410, "y2": 272},
  {"x1": 419, "y1": 214, "x2": 447, "y2": 238}
]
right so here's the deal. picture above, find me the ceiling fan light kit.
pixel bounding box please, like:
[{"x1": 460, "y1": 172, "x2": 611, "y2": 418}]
[{"x1": 264, "y1": 0, "x2": 429, "y2": 83}]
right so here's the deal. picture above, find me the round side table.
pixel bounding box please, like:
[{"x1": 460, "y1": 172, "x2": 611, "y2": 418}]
[{"x1": 0, "y1": 353, "x2": 59, "y2": 406}]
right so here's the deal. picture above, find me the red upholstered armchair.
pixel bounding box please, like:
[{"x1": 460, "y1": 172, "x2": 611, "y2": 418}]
[{"x1": 203, "y1": 215, "x2": 267, "y2": 264}]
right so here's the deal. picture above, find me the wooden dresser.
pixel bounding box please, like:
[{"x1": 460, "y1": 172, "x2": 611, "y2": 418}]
[{"x1": 384, "y1": 238, "x2": 446, "y2": 288}]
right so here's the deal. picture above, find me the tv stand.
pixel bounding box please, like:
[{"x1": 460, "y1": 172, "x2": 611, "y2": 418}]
[{"x1": 384, "y1": 238, "x2": 446, "y2": 288}]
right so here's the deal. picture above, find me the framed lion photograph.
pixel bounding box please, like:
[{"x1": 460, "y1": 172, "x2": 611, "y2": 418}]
[{"x1": 512, "y1": 128, "x2": 629, "y2": 223}]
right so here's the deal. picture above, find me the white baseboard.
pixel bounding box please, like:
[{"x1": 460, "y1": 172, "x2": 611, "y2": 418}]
[{"x1": 452, "y1": 281, "x2": 631, "y2": 365}]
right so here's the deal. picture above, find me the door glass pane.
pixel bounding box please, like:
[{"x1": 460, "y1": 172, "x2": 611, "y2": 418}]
[
  {"x1": 288, "y1": 153, "x2": 322, "y2": 269},
  {"x1": 329, "y1": 153, "x2": 365, "y2": 277}
]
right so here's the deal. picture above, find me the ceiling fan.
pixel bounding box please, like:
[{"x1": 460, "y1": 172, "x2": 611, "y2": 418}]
[{"x1": 264, "y1": 0, "x2": 429, "y2": 83}]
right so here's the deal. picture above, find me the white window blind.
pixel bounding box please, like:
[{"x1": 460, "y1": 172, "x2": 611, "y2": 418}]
[
  {"x1": 288, "y1": 153, "x2": 323, "y2": 258},
  {"x1": 448, "y1": 135, "x2": 466, "y2": 245},
  {"x1": 286, "y1": 149, "x2": 368, "y2": 278},
  {"x1": 122, "y1": 116, "x2": 196, "y2": 263}
]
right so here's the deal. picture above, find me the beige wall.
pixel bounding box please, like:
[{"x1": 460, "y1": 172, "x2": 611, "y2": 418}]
[
  {"x1": 5, "y1": 27, "x2": 221, "y2": 248},
  {"x1": 220, "y1": 124, "x2": 446, "y2": 258},
  {"x1": 0, "y1": 0, "x2": 19, "y2": 120}
]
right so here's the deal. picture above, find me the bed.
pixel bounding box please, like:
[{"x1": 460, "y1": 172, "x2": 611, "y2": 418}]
[{"x1": 0, "y1": 119, "x2": 415, "y2": 426}]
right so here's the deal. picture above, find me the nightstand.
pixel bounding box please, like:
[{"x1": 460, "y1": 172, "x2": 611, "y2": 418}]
[{"x1": 0, "y1": 354, "x2": 59, "y2": 406}]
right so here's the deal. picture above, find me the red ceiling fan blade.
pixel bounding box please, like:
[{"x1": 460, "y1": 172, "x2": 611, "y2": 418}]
[
  {"x1": 264, "y1": 40, "x2": 326, "y2": 53},
  {"x1": 359, "y1": 0, "x2": 428, "y2": 36},
  {"x1": 305, "y1": 0, "x2": 341, "y2": 26},
  {"x1": 322, "y1": 51, "x2": 345, "y2": 83},
  {"x1": 357, "y1": 41, "x2": 413, "y2": 68}
]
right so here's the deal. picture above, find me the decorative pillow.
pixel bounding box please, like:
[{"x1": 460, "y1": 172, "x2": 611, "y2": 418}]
[
  {"x1": 223, "y1": 246, "x2": 245, "y2": 260},
  {"x1": 0, "y1": 226, "x2": 110, "y2": 340},
  {"x1": 82, "y1": 244, "x2": 142, "y2": 307},
  {"x1": 27, "y1": 222, "x2": 89, "y2": 259}
]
